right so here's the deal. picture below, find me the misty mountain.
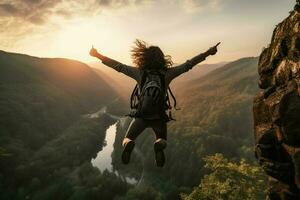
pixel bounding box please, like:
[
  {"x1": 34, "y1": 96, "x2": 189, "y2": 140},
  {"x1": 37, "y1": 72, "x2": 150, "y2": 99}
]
[
  {"x1": 170, "y1": 57, "x2": 259, "y2": 164},
  {"x1": 171, "y1": 62, "x2": 227, "y2": 85},
  {"x1": 0, "y1": 50, "x2": 117, "y2": 147},
  {"x1": 89, "y1": 61, "x2": 136, "y2": 99}
]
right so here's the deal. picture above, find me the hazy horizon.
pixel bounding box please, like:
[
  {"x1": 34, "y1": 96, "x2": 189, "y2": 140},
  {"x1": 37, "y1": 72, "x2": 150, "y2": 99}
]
[{"x1": 0, "y1": 0, "x2": 295, "y2": 65}]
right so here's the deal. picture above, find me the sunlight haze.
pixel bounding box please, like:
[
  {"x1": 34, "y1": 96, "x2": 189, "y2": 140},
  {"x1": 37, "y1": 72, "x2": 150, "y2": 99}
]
[{"x1": 0, "y1": 0, "x2": 295, "y2": 64}]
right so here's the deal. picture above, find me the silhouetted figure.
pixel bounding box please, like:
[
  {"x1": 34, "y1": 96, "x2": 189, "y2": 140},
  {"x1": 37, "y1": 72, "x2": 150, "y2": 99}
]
[{"x1": 90, "y1": 40, "x2": 219, "y2": 167}]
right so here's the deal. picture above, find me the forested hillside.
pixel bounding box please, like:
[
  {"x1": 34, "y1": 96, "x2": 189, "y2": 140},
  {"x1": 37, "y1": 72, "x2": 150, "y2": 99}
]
[
  {"x1": 0, "y1": 50, "x2": 117, "y2": 149},
  {"x1": 0, "y1": 51, "x2": 266, "y2": 199},
  {"x1": 0, "y1": 51, "x2": 129, "y2": 199},
  {"x1": 172, "y1": 57, "x2": 259, "y2": 160}
]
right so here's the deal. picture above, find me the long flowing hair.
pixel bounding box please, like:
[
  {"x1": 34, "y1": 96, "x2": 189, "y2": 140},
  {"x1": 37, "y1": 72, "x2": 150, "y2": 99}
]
[{"x1": 131, "y1": 39, "x2": 173, "y2": 70}]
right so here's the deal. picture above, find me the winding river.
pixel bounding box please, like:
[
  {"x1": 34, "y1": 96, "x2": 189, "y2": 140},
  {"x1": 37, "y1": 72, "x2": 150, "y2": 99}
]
[
  {"x1": 91, "y1": 123, "x2": 117, "y2": 172},
  {"x1": 85, "y1": 105, "x2": 139, "y2": 185}
]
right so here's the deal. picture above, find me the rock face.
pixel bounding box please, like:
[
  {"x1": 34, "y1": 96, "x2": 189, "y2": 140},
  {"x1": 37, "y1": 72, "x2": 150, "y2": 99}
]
[{"x1": 254, "y1": 1, "x2": 300, "y2": 199}]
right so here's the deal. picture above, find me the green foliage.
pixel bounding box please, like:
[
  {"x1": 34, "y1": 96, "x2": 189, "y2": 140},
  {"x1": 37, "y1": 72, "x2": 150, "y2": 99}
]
[
  {"x1": 0, "y1": 114, "x2": 129, "y2": 200},
  {"x1": 181, "y1": 154, "x2": 267, "y2": 200},
  {"x1": 116, "y1": 185, "x2": 163, "y2": 200},
  {"x1": 23, "y1": 162, "x2": 129, "y2": 200},
  {"x1": 0, "y1": 147, "x2": 11, "y2": 157}
]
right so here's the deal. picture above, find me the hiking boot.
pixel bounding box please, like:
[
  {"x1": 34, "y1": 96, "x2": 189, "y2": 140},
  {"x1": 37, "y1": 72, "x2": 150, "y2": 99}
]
[
  {"x1": 154, "y1": 138, "x2": 167, "y2": 167},
  {"x1": 122, "y1": 138, "x2": 135, "y2": 164}
]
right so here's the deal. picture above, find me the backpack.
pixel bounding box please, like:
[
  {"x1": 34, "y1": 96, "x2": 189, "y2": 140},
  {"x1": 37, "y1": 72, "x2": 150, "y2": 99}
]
[{"x1": 128, "y1": 69, "x2": 179, "y2": 121}]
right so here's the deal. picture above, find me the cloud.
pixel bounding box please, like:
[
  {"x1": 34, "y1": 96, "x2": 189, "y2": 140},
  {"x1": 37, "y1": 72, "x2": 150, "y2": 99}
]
[
  {"x1": 1, "y1": 1, "x2": 87, "y2": 25},
  {"x1": 0, "y1": 0, "x2": 147, "y2": 49},
  {"x1": 0, "y1": 0, "x2": 61, "y2": 24},
  {"x1": 0, "y1": 3, "x2": 19, "y2": 14},
  {"x1": 182, "y1": 0, "x2": 224, "y2": 13},
  {"x1": 0, "y1": 0, "x2": 147, "y2": 25}
]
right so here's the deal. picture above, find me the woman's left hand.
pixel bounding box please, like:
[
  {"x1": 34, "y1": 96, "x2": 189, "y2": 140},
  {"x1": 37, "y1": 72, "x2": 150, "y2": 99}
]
[{"x1": 207, "y1": 42, "x2": 220, "y2": 55}]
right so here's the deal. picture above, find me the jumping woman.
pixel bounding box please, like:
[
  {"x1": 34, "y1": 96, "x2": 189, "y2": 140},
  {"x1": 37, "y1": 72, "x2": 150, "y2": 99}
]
[{"x1": 90, "y1": 40, "x2": 220, "y2": 167}]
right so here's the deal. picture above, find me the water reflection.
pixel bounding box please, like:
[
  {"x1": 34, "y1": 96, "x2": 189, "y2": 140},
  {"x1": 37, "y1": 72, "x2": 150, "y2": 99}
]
[
  {"x1": 91, "y1": 123, "x2": 117, "y2": 172},
  {"x1": 91, "y1": 122, "x2": 138, "y2": 185}
]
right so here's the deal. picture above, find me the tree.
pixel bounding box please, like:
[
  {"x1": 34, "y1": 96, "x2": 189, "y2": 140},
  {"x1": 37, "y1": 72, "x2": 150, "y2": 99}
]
[{"x1": 181, "y1": 154, "x2": 267, "y2": 200}]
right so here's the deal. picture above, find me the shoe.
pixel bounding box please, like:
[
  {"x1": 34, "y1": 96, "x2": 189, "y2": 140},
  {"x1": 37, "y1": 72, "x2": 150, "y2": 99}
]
[
  {"x1": 154, "y1": 139, "x2": 167, "y2": 167},
  {"x1": 121, "y1": 138, "x2": 135, "y2": 164}
]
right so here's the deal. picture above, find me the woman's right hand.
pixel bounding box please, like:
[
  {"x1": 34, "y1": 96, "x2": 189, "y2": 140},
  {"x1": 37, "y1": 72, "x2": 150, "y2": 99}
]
[{"x1": 89, "y1": 46, "x2": 99, "y2": 57}]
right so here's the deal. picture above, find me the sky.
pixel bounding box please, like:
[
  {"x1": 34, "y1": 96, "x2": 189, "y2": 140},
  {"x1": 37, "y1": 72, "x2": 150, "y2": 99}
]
[{"x1": 0, "y1": 0, "x2": 296, "y2": 64}]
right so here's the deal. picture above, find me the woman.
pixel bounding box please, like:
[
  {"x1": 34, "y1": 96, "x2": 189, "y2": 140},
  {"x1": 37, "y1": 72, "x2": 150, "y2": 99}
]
[{"x1": 90, "y1": 40, "x2": 219, "y2": 167}]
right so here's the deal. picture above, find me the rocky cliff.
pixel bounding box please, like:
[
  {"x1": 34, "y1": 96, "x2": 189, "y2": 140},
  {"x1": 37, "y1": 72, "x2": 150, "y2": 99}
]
[{"x1": 254, "y1": 1, "x2": 300, "y2": 199}]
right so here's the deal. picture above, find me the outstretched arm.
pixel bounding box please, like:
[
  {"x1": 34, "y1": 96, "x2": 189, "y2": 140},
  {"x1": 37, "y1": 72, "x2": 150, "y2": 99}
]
[
  {"x1": 89, "y1": 46, "x2": 139, "y2": 81},
  {"x1": 166, "y1": 42, "x2": 220, "y2": 82}
]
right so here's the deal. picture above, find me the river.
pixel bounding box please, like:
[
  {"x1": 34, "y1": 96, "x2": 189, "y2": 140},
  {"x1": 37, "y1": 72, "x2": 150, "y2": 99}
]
[
  {"x1": 91, "y1": 123, "x2": 117, "y2": 172},
  {"x1": 86, "y1": 106, "x2": 139, "y2": 185}
]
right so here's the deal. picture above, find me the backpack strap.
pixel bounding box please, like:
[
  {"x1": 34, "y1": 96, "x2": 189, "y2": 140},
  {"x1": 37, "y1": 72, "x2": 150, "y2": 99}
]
[
  {"x1": 130, "y1": 84, "x2": 139, "y2": 109},
  {"x1": 140, "y1": 70, "x2": 147, "y2": 89},
  {"x1": 166, "y1": 90, "x2": 172, "y2": 110},
  {"x1": 165, "y1": 86, "x2": 180, "y2": 121},
  {"x1": 168, "y1": 87, "x2": 180, "y2": 110}
]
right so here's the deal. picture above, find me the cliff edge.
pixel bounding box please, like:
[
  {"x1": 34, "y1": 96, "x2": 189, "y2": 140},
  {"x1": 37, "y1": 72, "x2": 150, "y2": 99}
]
[{"x1": 254, "y1": 1, "x2": 300, "y2": 199}]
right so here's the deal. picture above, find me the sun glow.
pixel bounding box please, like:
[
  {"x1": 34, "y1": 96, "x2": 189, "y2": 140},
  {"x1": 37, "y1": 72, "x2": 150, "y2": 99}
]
[
  {"x1": 17, "y1": 9, "x2": 139, "y2": 64},
  {"x1": 53, "y1": 18, "x2": 118, "y2": 62}
]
